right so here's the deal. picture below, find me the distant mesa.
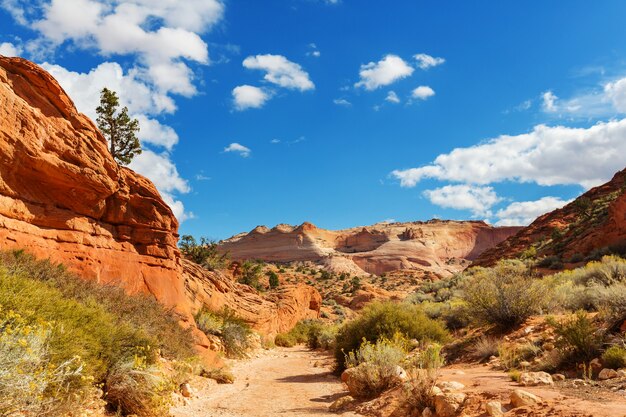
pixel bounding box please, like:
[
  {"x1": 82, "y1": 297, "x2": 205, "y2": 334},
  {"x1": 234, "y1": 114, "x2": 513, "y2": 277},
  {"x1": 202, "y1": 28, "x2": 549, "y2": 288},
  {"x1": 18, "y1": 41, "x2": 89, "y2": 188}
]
[{"x1": 219, "y1": 220, "x2": 521, "y2": 277}]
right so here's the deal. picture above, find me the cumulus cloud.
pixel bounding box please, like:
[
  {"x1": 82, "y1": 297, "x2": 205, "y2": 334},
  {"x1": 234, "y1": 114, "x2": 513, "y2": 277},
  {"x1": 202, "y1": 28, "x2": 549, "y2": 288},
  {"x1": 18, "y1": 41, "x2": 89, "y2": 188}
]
[
  {"x1": 243, "y1": 54, "x2": 314, "y2": 91},
  {"x1": 412, "y1": 85, "x2": 435, "y2": 100},
  {"x1": 0, "y1": 41, "x2": 22, "y2": 56},
  {"x1": 224, "y1": 143, "x2": 251, "y2": 157},
  {"x1": 232, "y1": 85, "x2": 270, "y2": 110},
  {"x1": 385, "y1": 91, "x2": 400, "y2": 104},
  {"x1": 604, "y1": 78, "x2": 626, "y2": 113},
  {"x1": 423, "y1": 185, "x2": 501, "y2": 217},
  {"x1": 3, "y1": 0, "x2": 224, "y2": 94},
  {"x1": 414, "y1": 53, "x2": 445, "y2": 70},
  {"x1": 392, "y1": 119, "x2": 626, "y2": 190},
  {"x1": 495, "y1": 197, "x2": 572, "y2": 226},
  {"x1": 355, "y1": 54, "x2": 414, "y2": 90}
]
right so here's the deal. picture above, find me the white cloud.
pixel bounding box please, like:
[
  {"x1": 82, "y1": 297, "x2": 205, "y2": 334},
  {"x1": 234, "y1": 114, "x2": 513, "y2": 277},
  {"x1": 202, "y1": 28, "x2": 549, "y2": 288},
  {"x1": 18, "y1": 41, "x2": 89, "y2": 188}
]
[
  {"x1": 604, "y1": 78, "x2": 626, "y2": 113},
  {"x1": 232, "y1": 85, "x2": 270, "y2": 110},
  {"x1": 355, "y1": 54, "x2": 414, "y2": 90},
  {"x1": 134, "y1": 115, "x2": 179, "y2": 150},
  {"x1": 414, "y1": 53, "x2": 445, "y2": 70},
  {"x1": 392, "y1": 119, "x2": 626, "y2": 190},
  {"x1": 243, "y1": 54, "x2": 314, "y2": 91},
  {"x1": 0, "y1": 41, "x2": 22, "y2": 56},
  {"x1": 412, "y1": 85, "x2": 435, "y2": 100},
  {"x1": 224, "y1": 143, "x2": 251, "y2": 157},
  {"x1": 3, "y1": 0, "x2": 224, "y2": 94},
  {"x1": 495, "y1": 197, "x2": 572, "y2": 226},
  {"x1": 423, "y1": 185, "x2": 501, "y2": 217},
  {"x1": 542, "y1": 90, "x2": 558, "y2": 112},
  {"x1": 385, "y1": 91, "x2": 400, "y2": 104},
  {"x1": 333, "y1": 98, "x2": 351, "y2": 106},
  {"x1": 306, "y1": 43, "x2": 320, "y2": 58}
]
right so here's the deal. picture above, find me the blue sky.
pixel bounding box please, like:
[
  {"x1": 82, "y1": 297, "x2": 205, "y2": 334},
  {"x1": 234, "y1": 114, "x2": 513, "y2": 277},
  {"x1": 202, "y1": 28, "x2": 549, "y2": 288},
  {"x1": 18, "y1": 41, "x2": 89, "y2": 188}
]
[{"x1": 1, "y1": 1, "x2": 626, "y2": 240}]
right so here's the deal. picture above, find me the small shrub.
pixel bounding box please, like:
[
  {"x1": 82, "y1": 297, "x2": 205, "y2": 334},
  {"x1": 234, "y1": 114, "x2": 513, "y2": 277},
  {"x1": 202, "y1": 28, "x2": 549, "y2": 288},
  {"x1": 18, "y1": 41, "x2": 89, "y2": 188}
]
[
  {"x1": 195, "y1": 308, "x2": 254, "y2": 358},
  {"x1": 344, "y1": 336, "x2": 407, "y2": 398},
  {"x1": 201, "y1": 367, "x2": 235, "y2": 384},
  {"x1": 594, "y1": 282, "x2": 626, "y2": 329},
  {"x1": 267, "y1": 271, "x2": 280, "y2": 289},
  {"x1": 509, "y1": 369, "x2": 522, "y2": 382},
  {"x1": 179, "y1": 235, "x2": 230, "y2": 270},
  {"x1": 602, "y1": 345, "x2": 626, "y2": 370},
  {"x1": 335, "y1": 302, "x2": 449, "y2": 369},
  {"x1": 104, "y1": 359, "x2": 172, "y2": 417},
  {"x1": 274, "y1": 333, "x2": 296, "y2": 347},
  {"x1": 548, "y1": 311, "x2": 603, "y2": 363},
  {"x1": 462, "y1": 260, "x2": 546, "y2": 329},
  {"x1": 569, "y1": 253, "x2": 584, "y2": 263},
  {"x1": 238, "y1": 260, "x2": 264, "y2": 290},
  {"x1": 497, "y1": 344, "x2": 521, "y2": 371},
  {"x1": 403, "y1": 343, "x2": 444, "y2": 412},
  {"x1": 470, "y1": 337, "x2": 500, "y2": 362}
]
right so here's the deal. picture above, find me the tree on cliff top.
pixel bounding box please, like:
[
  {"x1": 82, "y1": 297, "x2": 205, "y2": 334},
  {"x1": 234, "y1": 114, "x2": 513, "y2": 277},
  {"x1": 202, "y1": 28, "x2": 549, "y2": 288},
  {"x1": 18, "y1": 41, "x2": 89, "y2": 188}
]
[{"x1": 96, "y1": 87, "x2": 141, "y2": 165}]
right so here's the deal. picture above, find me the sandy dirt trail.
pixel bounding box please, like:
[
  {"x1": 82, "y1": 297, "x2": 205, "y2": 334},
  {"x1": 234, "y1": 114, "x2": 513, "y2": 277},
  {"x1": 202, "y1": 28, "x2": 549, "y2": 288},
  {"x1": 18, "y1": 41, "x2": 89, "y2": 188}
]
[{"x1": 171, "y1": 346, "x2": 360, "y2": 417}]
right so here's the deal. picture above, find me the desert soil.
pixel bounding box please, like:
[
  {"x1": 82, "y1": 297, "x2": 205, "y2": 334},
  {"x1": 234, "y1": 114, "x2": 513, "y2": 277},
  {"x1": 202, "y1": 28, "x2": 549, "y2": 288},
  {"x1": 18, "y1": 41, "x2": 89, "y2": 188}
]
[
  {"x1": 171, "y1": 346, "x2": 361, "y2": 417},
  {"x1": 173, "y1": 347, "x2": 626, "y2": 417}
]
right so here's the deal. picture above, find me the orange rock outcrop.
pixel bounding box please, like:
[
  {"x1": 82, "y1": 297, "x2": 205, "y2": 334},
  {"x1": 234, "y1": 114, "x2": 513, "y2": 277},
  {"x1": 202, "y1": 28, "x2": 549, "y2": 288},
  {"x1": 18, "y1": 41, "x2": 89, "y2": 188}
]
[
  {"x1": 474, "y1": 168, "x2": 626, "y2": 267},
  {"x1": 0, "y1": 56, "x2": 320, "y2": 340}
]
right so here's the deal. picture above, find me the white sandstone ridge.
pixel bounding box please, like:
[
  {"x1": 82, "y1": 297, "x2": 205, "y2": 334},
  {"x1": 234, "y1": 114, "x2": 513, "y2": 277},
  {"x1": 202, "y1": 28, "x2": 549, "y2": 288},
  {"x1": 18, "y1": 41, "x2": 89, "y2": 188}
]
[{"x1": 219, "y1": 220, "x2": 521, "y2": 276}]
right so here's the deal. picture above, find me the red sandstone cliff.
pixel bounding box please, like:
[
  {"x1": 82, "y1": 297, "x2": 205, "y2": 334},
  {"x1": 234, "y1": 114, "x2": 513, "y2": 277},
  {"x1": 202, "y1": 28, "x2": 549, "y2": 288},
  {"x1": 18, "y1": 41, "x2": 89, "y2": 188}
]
[
  {"x1": 219, "y1": 220, "x2": 521, "y2": 277},
  {"x1": 474, "y1": 168, "x2": 626, "y2": 267},
  {"x1": 0, "y1": 56, "x2": 320, "y2": 340}
]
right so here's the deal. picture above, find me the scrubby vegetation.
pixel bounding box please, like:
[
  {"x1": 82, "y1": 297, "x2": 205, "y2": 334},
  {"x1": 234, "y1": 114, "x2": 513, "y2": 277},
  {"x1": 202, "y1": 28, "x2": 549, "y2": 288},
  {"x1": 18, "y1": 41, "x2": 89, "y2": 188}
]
[
  {"x1": 334, "y1": 301, "x2": 449, "y2": 369},
  {"x1": 179, "y1": 235, "x2": 230, "y2": 270},
  {"x1": 274, "y1": 319, "x2": 338, "y2": 350},
  {"x1": 0, "y1": 250, "x2": 197, "y2": 416},
  {"x1": 195, "y1": 307, "x2": 255, "y2": 358}
]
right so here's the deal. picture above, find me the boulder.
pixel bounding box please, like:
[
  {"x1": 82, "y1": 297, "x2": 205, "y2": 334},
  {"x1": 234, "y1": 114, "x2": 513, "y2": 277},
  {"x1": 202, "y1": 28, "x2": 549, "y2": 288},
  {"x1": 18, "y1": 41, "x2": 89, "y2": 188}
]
[
  {"x1": 552, "y1": 373, "x2": 566, "y2": 381},
  {"x1": 519, "y1": 371, "x2": 554, "y2": 386},
  {"x1": 486, "y1": 400, "x2": 506, "y2": 417},
  {"x1": 180, "y1": 383, "x2": 193, "y2": 398},
  {"x1": 510, "y1": 389, "x2": 541, "y2": 408},
  {"x1": 422, "y1": 407, "x2": 434, "y2": 417},
  {"x1": 434, "y1": 392, "x2": 466, "y2": 417},
  {"x1": 437, "y1": 381, "x2": 465, "y2": 392},
  {"x1": 329, "y1": 395, "x2": 355, "y2": 412},
  {"x1": 598, "y1": 368, "x2": 619, "y2": 380}
]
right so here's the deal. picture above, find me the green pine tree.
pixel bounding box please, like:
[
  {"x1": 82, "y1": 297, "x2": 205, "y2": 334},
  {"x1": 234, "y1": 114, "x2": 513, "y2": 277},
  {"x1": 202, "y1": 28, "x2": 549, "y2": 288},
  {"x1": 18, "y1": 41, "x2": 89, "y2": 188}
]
[{"x1": 96, "y1": 87, "x2": 141, "y2": 165}]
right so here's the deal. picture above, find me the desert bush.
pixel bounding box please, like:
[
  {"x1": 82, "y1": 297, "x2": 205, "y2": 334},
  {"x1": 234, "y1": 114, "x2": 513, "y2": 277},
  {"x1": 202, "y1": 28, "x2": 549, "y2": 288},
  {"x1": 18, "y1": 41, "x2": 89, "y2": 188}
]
[
  {"x1": 104, "y1": 358, "x2": 172, "y2": 417},
  {"x1": 344, "y1": 336, "x2": 407, "y2": 398},
  {"x1": 238, "y1": 260, "x2": 264, "y2": 290},
  {"x1": 537, "y1": 255, "x2": 562, "y2": 269},
  {"x1": 470, "y1": 336, "x2": 500, "y2": 362},
  {"x1": 201, "y1": 367, "x2": 235, "y2": 384},
  {"x1": 267, "y1": 271, "x2": 280, "y2": 289},
  {"x1": 195, "y1": 308, "x2": 254, "y2": 358},
  {"x1": 274, "y1": 333, "x2": 297, "y2": 347},
  {"x1": 575, "y1": 255, "x2": 626, "y2": 287},
  {"x1": 569, "y1": 253, "x2": 584, "y2": 263},
  {"x1": 0, "y1": 250, "x2": 195, "y2": 361},
  {"x1": 497, "y1": 344, "x2": 521, "y2": 371},
  {"x1": 179, "y1": 235, "x2": 230, "y2": 270},
  {"x1": 547, "y1": 311, "x2": 603, "y2": 363},
  {"x1": 403, "y1": 343, "x2": 444, "y2": 411},
  {"x1": 334, "y1": 301, "x2": 449, "y2": 369},
  {"x1": 0, "y1": 310, "x2": 87, "y2": 416},
  {"x1": 593, "y1": 283, "x2": 626, "y2": 329},
  {"x1": 602, "y1": 345, "x2": 626, "y2": 369},
  {"x1": 462, "y1": 260, "x2": 547, "y2": 329}
]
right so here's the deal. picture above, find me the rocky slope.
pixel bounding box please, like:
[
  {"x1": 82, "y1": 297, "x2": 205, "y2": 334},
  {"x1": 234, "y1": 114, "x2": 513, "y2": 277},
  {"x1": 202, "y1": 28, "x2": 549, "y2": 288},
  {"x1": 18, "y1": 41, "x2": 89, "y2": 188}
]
[
  {"x1": 0, "y1": 56, "x2": 319, "y2": 340},
  {"x1": 475, "y1": 168, "x2": 626, "y2": 266},
  {"x1": 220, "y1": 220, "x2": 521, "y2": 277}
]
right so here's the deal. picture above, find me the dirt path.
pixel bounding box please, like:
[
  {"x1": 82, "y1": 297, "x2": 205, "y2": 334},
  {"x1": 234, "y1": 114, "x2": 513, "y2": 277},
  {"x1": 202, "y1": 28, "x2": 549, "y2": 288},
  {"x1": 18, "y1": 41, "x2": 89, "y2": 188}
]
[{"x1": 171, "y1": 347, "x2": 360, "y2": 417}]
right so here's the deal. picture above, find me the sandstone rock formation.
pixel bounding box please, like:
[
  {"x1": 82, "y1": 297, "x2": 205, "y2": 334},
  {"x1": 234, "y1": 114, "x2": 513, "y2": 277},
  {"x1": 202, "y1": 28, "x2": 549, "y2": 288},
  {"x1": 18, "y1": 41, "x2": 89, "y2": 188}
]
[
  {"x1": 0, "y1": 56, "x2": 187, "y2": 310},
  {"x1": 220, "y1": 220, "x2": 521, "y2": 276},
  {"x1": 0, "y1": 57, "x2": 320, "y2": 340},
  {"x1": 182, "y1": 259, "x2": 320, "y2": 335},
  {"x1": 475, "y1": 168, "x2": 626, "y2": 267}
]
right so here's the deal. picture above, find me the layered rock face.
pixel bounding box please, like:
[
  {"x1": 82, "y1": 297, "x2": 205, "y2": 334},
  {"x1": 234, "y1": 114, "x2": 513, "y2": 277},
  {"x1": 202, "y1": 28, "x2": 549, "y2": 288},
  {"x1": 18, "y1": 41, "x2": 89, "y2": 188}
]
[
  {"x1": 0, "y1": 57, "x2": 187, "y2": 310},
  {"x1": 182, "y1": 259, "x2": 321, "y2": 335},
  {"x1": 475, "y1": 168, "x2": 626, "y2": 267},
  {"x1": 0, "y1": 57, "x2": 321, "y2": 338},
  {"x1": 220, "y1": 220, "x2": 521, "y2": 276}
]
